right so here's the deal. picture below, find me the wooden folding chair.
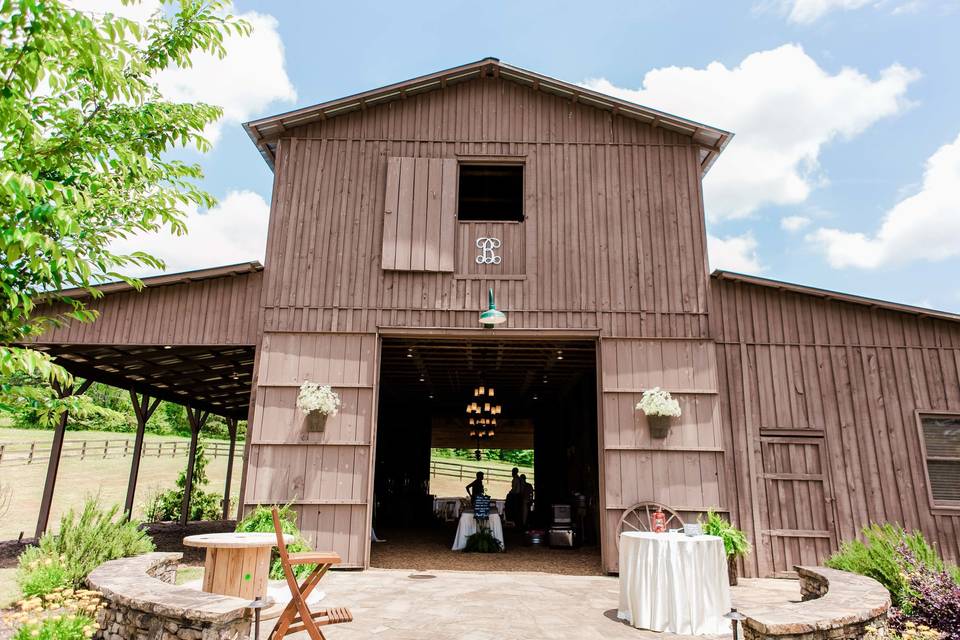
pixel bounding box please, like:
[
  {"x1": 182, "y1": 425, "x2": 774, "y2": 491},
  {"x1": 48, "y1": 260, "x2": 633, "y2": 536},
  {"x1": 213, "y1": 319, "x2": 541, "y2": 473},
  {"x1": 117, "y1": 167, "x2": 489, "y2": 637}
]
[{"x1": 268, "y1": 508, "x2": 353, "y2": 640}]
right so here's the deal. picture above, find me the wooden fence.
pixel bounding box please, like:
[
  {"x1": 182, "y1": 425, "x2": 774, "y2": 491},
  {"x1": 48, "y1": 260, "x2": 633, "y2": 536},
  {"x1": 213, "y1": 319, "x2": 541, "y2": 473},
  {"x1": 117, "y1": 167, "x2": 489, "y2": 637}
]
[
  {"x1": 0, "y1": 438, "x2": 243, "y2": 467},
  {"x1": 429, "y1": 459, "x2": 534, "y2": 484}
]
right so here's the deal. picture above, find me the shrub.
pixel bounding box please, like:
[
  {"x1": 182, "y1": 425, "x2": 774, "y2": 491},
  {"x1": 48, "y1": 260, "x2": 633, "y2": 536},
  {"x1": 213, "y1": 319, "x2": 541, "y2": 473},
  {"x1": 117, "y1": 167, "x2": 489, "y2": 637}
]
[
  {"x1": 16, "y1": 548, "x2": 69, "y2": 598},
  {"x1": 20, "y1": 499, "x2": 154, "y2": 593},
  {"x1": 12, "y1": 614, "x2": 95, "y2": 640},
  {"x1": 826, "y1": 523, "x2": 959, "y2": 607},
  {"x1": 463, "y1": 528, "x2": 502, "y2": 553},
  {"x1": 142, "y1": 441, "x2": 224, "y2": 522},
  {"x1": 893, "y1": 546, "x2": 960, "y2": 640},
  {"x1": 236, "y1": 505, "x2": 315, "y2": 580},
  {"x1": 700, "y1": 509, "x2": 751, "y2": 558},
  {"x1": 3, "y1": 589, "x2": 103, "y2": 640}
]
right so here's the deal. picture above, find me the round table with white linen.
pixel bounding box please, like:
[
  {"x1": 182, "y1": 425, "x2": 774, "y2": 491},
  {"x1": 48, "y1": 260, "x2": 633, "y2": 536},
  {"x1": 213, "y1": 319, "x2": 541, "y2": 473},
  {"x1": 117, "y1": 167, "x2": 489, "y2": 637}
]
[
  {"x1": 451, "y1": 511, "x2": 505, "y2": 551},
  {"x1": 617, "y1": 532, "x2": 731, "y2": 635}
]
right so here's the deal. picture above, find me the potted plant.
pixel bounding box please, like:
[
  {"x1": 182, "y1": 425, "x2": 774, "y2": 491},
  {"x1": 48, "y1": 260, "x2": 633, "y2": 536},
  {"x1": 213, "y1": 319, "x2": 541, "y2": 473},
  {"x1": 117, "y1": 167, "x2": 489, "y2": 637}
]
[
  {"x1": 636, "y1": 387, "x2": 682, "y2": 438},
  {"x1": 296, "y1": 381, "x2": 341, "y2": 432},
  {"x1": 701, "y1": 509, "x2": 751, "y2": 585}
]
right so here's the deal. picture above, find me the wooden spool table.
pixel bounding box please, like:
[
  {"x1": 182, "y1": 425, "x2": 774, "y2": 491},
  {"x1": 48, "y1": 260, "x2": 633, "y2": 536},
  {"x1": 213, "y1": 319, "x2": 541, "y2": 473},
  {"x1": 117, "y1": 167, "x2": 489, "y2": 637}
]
[{"x1": 183, "y1": 532, "x2": 292, "y2": 599}]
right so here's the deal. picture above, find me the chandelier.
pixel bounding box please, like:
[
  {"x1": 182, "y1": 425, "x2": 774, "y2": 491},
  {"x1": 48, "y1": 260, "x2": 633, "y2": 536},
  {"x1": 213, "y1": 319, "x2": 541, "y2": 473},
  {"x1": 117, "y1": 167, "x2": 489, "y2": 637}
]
[{"x1": 466, "y1": 385, "x2": 501, "y2": 439}]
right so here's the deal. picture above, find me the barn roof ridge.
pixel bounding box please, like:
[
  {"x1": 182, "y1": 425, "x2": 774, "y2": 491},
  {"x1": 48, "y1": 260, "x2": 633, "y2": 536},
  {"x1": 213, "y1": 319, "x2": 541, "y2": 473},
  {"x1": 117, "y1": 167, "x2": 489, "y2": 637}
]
[
  {"x1": 712, "y1": 270, "x2": 960, "y2": 323},
  {"x1": 243, "y1": 57, "x2": 733, "y2": 173}
]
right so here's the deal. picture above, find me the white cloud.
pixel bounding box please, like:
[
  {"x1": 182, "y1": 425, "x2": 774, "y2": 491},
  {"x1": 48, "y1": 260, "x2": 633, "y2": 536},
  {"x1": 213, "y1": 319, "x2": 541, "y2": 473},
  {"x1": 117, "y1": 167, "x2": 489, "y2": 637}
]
[
  {"x1": 70, "y1": 1, "x2": 296, "y2": 146},
  {"x1": 153, "y1": 10, "x2": 296, "y2": 144},
  {"x1": 781, "y1": 215, "x2": 812, "y2": 231},
  {"x1": 780, "y1": 0, "x2": 874, "y2": 23},
  {"x1": 763, "y1": 0, "x2": 928, "y2": 23},
  {"x1": 809, "y1": 131, "x2": 960, "y2": 268},
  {"x1": 708, "y1": 233, "x2": 764, "y2": 273},
  {"x1": 584, "y1": 45, "x2": 917, "y2": 221},
  {"x1": 110, "y1": 190, "x2": 270, "y2": 276}
]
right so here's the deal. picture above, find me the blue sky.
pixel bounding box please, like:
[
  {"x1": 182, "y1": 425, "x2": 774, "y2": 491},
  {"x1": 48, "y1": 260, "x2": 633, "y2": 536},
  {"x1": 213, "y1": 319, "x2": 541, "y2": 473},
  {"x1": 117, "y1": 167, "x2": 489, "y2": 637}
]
[{"x1": 131, "y1": 0, "x2": 960, "y2": 312}]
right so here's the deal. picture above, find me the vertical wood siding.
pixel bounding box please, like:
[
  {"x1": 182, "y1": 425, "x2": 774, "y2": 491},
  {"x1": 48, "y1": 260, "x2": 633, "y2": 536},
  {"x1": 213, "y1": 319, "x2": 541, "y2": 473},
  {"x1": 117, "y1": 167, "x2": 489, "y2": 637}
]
[
  {"x1": 456, "y1": 222, "x2": 526, "y2": 277},
  {"x1": 245, "y1": 332, "x2": 377, "y2": 568},
  {"x1": 599, "y1": 337, "x2": 725, "y2": 572},
  {"x1": 34, "y1": 271, "x2": 263, "y2": 346},
  {"x1": 712, "y1": 277, "x2": 960, "y2": 576},
  {"x1": 259, "y1": 76, "x2": 710, "y2": 338}
]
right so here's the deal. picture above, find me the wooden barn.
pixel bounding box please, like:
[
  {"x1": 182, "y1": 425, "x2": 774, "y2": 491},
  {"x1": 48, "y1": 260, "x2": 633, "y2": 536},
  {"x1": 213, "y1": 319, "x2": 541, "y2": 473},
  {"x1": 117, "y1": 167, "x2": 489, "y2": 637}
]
[{"x1": 30, "y1": 58, "x2": 960, "y2": 577}]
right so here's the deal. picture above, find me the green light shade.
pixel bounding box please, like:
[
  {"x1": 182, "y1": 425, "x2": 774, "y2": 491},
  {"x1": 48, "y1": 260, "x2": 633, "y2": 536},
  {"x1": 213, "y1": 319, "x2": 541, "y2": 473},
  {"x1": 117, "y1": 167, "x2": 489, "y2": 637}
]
[{"x1": 480, "y1": 288, "x2": 507, "y2": 327}]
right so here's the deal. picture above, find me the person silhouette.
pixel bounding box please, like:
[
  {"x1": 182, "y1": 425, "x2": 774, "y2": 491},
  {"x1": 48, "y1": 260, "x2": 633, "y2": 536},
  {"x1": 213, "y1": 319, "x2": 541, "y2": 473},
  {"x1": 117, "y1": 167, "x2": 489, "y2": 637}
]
[{"x1": 466, "y1": 471, "x2": 485, "y2": 506}]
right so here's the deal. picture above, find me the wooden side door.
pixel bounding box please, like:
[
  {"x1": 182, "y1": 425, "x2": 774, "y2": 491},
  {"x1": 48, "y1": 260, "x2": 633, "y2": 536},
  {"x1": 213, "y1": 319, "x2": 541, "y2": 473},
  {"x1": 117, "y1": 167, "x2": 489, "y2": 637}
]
[{"x1": 758, "y1": 434, "x2": 837, "y2": 576}]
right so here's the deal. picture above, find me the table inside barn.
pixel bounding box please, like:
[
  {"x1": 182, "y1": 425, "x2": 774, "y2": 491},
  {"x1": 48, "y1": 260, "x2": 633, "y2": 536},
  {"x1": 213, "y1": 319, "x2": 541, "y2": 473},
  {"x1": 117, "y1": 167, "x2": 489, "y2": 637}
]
[{"x1": 183, "y1": 532, "x2": 292, "y2": 599}]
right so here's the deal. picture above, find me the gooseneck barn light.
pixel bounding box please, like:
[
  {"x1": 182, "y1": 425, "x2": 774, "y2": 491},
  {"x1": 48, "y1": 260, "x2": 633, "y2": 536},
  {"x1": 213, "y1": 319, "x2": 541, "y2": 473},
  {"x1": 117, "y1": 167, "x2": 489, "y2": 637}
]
[{"x1": 479, "y1": 288, "x2": 506, "y2": 328}]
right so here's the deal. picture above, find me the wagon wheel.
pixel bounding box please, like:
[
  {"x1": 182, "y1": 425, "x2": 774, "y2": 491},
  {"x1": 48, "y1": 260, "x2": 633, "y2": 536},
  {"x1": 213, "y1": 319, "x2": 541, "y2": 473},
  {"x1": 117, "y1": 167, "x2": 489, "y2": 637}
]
[{"x1": 616, "y1": 502, "x2": 684, "y2": 547}]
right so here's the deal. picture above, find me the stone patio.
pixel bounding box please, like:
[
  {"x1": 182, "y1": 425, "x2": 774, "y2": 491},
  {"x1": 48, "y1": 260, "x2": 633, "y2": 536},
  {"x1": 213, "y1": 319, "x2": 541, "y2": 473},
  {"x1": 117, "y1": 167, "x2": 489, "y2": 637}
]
[{"x1": 278, "y1": 568, "x2": 802, "y2": 640}]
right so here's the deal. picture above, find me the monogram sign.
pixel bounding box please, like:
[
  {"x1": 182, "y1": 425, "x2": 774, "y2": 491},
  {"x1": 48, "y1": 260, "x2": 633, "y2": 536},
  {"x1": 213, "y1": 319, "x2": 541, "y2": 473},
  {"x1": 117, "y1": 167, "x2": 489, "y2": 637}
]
[{"x1": 475, "y1": 237, "x2": 502, "y2": 265}]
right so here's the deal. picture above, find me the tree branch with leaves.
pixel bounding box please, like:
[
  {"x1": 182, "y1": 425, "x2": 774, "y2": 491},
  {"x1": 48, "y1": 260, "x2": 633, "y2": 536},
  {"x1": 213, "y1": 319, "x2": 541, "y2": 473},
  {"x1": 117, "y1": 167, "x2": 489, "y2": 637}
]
[{"x1": 0, "y1": 0, "x2": 250, "y2": 387}]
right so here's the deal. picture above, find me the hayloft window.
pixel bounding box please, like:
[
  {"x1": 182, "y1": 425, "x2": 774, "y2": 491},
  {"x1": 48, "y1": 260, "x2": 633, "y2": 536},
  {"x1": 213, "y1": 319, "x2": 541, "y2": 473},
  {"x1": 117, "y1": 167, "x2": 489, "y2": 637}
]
[
  {"x1": 457, "y1": 164, "x2": 524, "y2": 222},
  {"x1": 919, "y1": 414, "x2": 960, "y2": 508}
]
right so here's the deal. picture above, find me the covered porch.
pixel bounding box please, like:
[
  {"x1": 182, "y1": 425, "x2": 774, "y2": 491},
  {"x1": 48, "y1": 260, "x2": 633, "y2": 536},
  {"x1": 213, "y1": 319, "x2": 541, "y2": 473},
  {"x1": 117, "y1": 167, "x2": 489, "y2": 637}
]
[{"x1": 21, "y1": 262, "x2": 263, "y2": 537}]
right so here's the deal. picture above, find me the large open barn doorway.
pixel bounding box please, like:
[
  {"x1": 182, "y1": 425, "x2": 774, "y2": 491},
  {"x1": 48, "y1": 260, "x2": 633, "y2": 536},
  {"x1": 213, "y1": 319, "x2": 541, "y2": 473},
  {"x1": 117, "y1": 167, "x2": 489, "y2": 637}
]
[{"x1": 371, "y1": 334, "x2": 602, "y2": 574}]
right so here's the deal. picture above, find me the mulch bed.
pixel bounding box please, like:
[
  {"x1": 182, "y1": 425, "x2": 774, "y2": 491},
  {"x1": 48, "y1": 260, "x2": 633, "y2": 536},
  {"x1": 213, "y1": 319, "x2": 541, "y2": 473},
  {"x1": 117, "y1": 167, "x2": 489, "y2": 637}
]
[
  {"x1": 0, "y1": 539, "x2": 36, "y2": 570},
  {"x1": 0, "y1": 520, "x2": 236, "y2": 569},
  {"x1": 140, "y1": 520, "x2": 236, "y2": 565}
]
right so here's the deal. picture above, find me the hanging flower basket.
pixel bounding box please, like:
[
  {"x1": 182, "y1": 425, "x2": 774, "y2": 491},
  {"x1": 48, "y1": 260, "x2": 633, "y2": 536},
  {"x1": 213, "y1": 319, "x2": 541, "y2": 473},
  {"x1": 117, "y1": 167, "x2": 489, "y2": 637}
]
[
  {"x1": 647, "y1": 414, "x2": 673, "y2": 438},
  {"x1": 297, "y1": 382, "x2": 341, "y2": 433},
  {"x1": 635, "y1": 387, "x2": 682, "y2": 439},
  {"x1": 306, "y1": 410, "x2": 328, "y2": 433}
]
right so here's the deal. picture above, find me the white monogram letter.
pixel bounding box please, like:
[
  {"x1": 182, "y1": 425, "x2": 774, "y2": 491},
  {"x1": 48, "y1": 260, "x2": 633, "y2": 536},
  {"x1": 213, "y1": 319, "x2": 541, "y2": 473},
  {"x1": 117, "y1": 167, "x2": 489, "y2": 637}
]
[{"x1": 475, "y1": 237, "x2": 502, "y2": 265}]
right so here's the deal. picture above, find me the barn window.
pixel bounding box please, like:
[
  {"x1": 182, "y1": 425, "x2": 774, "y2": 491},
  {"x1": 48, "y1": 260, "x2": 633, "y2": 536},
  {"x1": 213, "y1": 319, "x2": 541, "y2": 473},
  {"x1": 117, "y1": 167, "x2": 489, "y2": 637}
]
[
  {"x1": 457, "y1": 164, "x2": 524, "y2": 222},
  {"x1": 919, "y1": 414, "x2": 960, "y2": 507}
]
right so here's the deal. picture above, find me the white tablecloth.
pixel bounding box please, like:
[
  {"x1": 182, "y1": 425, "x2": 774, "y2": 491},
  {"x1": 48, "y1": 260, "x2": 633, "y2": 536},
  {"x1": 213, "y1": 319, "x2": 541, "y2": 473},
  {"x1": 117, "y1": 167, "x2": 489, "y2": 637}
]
[
  {"x1": 618, "y1": 532, "x2": 731, "y2": 635},
  {"x1": 451, "y1": 512, "x2": 505, "y2": 551}
]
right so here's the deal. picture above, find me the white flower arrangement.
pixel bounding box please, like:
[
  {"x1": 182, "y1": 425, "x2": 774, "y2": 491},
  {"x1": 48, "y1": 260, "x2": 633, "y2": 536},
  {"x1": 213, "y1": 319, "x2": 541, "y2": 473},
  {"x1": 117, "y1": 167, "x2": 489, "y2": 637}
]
[
  {"x1": 296, "y1": 382, "x2": 341, "y2": 416},
  {"x1": 636, "y1": 387, "x2": 682, "y2": 418}
]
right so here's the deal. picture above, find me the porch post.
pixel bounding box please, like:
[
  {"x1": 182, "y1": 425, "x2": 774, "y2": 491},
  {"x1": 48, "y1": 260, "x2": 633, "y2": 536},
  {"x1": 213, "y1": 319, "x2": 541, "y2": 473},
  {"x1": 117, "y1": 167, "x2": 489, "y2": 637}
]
[
  {"x1": 222, "y1": 417, "x2": 238, "y2": 520},
  {"x1": 35, "y1": 378, "x2": 93, "y2": 538},
  {"x1": 179, "y1": 407, "x2": 209, "y2": 526},
  {"x1": 124, "y1": 390, "x2": 161, "y2": 518}
]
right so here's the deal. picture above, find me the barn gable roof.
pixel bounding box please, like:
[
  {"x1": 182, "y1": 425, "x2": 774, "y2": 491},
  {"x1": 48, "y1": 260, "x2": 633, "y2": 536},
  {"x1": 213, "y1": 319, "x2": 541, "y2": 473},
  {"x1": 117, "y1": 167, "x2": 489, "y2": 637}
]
[
  {"x1": 712, "y1": 270, "x2": 960, "y2": 323},
  {"x1": 244, "y1": 57, "x2": 733, "y2": 173}
]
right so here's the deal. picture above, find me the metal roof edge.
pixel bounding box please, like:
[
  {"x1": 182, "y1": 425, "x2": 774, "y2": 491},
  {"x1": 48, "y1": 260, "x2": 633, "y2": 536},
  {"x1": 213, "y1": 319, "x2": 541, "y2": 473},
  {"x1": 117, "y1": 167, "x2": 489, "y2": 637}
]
[
  {"x1": 711, "y1": 270, "x2": 960, "y2": 323},
  {"x1": 48, "y1": 261, "x2": 264, "y2": 300},
  {"x1": 243, "y1": 58, "x2": 732, "y2": 172}
]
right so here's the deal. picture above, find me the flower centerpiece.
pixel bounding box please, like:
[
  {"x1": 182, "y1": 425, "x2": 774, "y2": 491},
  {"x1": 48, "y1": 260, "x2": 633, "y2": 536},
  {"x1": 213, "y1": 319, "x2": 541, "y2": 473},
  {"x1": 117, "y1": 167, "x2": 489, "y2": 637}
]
[
  {"x1": 635, "y1": 387, "x2": 681, "y2": 438},
  {"x1": 296, "y1": 382, "x2": 341, "y2": 432}
]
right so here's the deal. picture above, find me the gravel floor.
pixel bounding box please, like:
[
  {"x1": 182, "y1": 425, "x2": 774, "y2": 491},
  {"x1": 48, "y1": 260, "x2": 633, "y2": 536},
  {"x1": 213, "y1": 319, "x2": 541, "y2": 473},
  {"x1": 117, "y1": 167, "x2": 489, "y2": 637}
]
[{"x1": 370, "y1": 526, "x2": 605, "y2": 575}]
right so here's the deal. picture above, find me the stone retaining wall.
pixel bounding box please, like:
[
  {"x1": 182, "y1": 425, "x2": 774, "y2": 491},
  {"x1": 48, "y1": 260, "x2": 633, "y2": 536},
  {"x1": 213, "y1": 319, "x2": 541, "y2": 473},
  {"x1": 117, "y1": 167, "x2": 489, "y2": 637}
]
[
  {"x1": 742, "y1": 566, "x2": 890, "y2": 640},
  {"x1": 87, "y1": 552, "x2": 252, "y2": 640}
]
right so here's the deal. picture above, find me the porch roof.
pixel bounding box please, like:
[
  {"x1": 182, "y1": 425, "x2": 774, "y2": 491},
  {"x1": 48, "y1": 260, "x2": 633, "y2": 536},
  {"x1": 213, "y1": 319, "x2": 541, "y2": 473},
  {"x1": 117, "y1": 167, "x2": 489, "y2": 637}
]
[{"x1": 27, "y1": 262, "x2": 264, "y2": 419}]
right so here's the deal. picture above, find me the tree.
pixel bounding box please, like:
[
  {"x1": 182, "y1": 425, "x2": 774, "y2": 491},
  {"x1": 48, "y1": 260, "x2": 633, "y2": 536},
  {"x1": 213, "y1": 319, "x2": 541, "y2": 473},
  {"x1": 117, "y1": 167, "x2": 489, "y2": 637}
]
[{"x1": 0, "y1": 0, "x2": 250, "y2": 386}]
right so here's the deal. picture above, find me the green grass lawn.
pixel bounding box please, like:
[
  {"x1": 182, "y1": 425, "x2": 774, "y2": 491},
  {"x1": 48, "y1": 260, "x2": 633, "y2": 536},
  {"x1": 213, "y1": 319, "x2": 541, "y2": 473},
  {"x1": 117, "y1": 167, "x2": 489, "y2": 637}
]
[
  {"x1": 429, "y1": 453, "x2": 533, "y2": 499},
  {"x1": 0, "y1": 428, "x2": 243, "y2": 541}
]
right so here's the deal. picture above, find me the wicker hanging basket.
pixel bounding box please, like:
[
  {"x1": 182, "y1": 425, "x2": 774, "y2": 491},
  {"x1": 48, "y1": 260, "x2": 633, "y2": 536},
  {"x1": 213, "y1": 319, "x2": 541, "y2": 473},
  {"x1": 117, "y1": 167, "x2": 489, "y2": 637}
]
[
  {"x1": 306, "y1": 411, "x2": 328, "y2": 433},
  {"x1": 647, "y1": 414, "x2": 672, "y2": 438}
]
